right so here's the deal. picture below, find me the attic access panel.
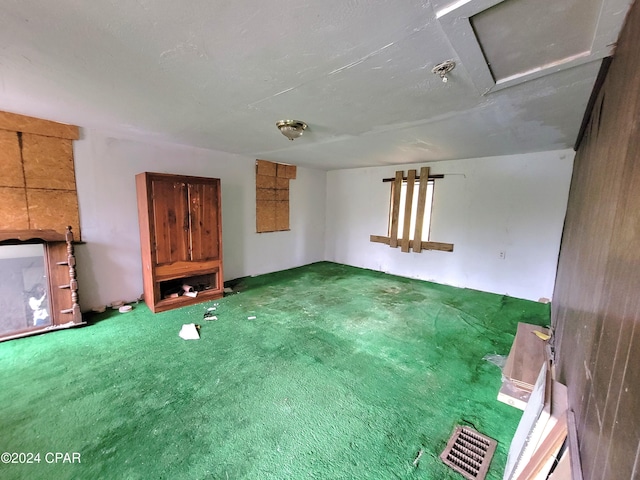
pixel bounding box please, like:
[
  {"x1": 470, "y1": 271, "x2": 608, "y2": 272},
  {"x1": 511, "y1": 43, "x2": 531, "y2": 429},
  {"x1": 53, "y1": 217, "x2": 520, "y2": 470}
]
[
  {"x1": 434, "y1": 0, "x2": 630, "y2": 93},
  {"x1": 471, "y1": 0, "x2": 600, "y2": 81}
]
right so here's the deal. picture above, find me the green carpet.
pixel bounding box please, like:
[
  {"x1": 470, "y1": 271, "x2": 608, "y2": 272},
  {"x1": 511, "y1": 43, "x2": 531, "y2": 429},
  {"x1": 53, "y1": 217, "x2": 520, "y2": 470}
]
[{"x1": 0, "y1": 262, "x2": 548, "y2": 479}]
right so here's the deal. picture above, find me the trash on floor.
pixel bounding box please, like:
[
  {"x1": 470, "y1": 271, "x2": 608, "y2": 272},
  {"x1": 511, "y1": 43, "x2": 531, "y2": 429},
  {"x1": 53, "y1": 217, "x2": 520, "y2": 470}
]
[
  {"x1": 119, "y1": 305, "x2": 132, "y2": 313},
  {"x1": 179, "y1": 323, "x2": 200, "y2": 340},
  {"x1": 110, "y1": 300, "x2": 124, "y2": 309},
  {"x1": 247, "y1": 316, "x2": 256, "y2": 320}
]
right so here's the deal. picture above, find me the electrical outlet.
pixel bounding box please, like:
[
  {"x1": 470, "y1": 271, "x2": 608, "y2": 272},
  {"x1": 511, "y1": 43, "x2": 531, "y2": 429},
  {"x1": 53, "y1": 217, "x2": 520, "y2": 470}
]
[{"x1": 499, "y1": 251, "x2": 506, "y2": 259}]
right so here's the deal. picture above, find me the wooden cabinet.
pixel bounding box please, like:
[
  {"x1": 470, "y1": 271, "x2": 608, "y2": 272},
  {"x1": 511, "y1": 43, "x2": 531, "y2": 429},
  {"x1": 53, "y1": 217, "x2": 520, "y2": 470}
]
[{"x1": 136, "y1": 172, "x2": 223, "y2": 313}]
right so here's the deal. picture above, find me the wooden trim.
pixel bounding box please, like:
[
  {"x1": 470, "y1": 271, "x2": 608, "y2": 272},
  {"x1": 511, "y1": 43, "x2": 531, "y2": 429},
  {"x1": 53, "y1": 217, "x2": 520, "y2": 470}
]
[
  {"x1": 412, "y1": 166, "x2": 430, "y2": 253},
  {"x1": 574, "y1": 57, "x2": 612, "y2": 151},
  {"x1": 566, "y1": 410, "x2": 583, "y2": 480},
  {"x1": 0, "y1": 229, "x2": 66, "y2": 242},
  {"x1": 370, "y1": 234, "x2": 454, "y2": 252},
  {"x1": 389, "y1": 171, "x2": 402, "y2": 248},
  {"x1": 401, "y1": 169, "x2": 416, "y2": 253},
  {"x1": 0, "y1": 110, "x2": 79, "y2": 140}
]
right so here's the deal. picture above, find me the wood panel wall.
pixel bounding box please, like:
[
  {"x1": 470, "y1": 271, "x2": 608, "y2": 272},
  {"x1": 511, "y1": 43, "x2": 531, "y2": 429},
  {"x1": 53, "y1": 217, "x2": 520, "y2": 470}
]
[{"x1": 552, "y1": 2, "x2": 640, "y2": 479}]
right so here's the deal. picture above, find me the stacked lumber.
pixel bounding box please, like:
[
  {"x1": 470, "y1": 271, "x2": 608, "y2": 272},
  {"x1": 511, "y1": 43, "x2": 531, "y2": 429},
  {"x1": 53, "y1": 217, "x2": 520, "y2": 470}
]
[{"x1": 504, "y1": 364, "x2": 569, "y2": 480}]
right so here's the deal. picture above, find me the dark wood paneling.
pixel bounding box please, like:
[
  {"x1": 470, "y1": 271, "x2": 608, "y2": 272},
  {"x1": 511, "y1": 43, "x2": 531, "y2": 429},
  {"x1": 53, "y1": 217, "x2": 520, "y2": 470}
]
[{"x1": 552, "y1": 2, "x2": 640, "y2": 479}]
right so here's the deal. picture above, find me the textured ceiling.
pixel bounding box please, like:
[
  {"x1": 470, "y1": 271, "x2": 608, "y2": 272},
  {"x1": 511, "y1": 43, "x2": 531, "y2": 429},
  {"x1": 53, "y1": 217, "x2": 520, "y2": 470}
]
[{"x1": 0, "y1": 0, "x2": 634, "y2": 170}]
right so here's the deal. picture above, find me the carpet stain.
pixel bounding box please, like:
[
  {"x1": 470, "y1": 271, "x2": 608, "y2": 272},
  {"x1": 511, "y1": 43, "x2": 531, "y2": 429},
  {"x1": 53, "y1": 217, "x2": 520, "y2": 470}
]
[{"x1": 0, "y1": 262, "x2": 548, "y2": 479}]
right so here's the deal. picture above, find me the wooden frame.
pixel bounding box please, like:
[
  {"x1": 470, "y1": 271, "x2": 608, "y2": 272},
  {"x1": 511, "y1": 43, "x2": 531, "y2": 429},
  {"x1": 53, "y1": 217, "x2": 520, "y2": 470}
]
[{"x1": 0, "y1": 226, "x2": 84, "y2": 342}]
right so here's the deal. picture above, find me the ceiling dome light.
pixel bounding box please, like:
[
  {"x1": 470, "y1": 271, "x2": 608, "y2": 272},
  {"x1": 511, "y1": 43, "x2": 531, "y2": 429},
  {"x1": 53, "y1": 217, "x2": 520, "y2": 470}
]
[
  {"x1": 431, "y1": 60, "x2": 456, "y2": 83},
  {"x1": 276, "y1": 120, "x2": 307, "y2": 141}
]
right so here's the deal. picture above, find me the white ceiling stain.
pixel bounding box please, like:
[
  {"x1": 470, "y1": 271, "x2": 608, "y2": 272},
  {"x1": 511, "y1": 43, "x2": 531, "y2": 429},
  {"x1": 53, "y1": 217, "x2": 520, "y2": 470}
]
[{"x1": 0, "y1": 0, "x2": 634, "y2": 170}]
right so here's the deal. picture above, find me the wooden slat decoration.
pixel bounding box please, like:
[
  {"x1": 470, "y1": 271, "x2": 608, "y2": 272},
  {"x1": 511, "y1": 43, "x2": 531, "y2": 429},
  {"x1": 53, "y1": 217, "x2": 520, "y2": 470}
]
[
  {"x1": 372, "y1": 168, "x2": 452, "y2": 253},
  {"x1": 401, "y1": 169, "x2": 416, "y2": 252},
  {"x1": 370, "y1": 235, "x2": 454, "y2": 252},
  {"x1": 0, "y1": 110, "x2": 79, "y2": 140},
  {"x1": 413, "y1": 166, "x2": 430, "y2": 253},
  {"x1": 389, "y1": 171, "x2": 402, "y2": 248}
]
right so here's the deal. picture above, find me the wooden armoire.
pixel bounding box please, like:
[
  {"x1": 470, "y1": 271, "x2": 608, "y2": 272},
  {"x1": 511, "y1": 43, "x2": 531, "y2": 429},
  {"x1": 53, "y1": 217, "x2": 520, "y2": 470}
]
[{"x1": 135, "y1": 172, "x2": 224, "y2": 313}]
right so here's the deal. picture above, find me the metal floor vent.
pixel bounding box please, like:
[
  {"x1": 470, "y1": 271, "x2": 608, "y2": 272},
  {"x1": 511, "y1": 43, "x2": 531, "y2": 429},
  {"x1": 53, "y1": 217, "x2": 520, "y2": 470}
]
[{"x1": 440, "y1": 426, "x2": 497, "y2": 480}]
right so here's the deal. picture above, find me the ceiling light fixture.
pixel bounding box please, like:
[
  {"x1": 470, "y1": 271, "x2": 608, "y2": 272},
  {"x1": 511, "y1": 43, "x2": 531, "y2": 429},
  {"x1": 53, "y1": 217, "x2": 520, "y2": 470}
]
[
  {"x1": 276, "y1": 120, "x2": 307, "y2": 141},
  {"x1": 431, "y1": 60, "x2": 456, "y2": 83}
]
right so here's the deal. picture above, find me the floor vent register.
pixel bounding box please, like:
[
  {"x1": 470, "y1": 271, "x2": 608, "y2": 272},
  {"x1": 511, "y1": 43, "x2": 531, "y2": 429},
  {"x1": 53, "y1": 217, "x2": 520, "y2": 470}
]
[{"x1": 440, "y1": 426, "x2": 497, "y2": 480}]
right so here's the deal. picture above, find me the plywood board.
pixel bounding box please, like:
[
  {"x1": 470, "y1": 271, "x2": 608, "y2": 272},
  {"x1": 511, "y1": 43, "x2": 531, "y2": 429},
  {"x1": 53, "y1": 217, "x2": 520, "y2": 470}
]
[
  {"x1": 0, "y1": 110, "x2": 79, "y2": 140},
  {"x1": 0, "y1": 130, "x2": 24, "y2": 188},
  {"x1": 256, "y1": 188, "x2": 276, "y2": 201},
  {"x1": 256, "y1": 159, "x2": 277, "y2": 177},
  {"x1": 401, "y1": 169, "x2": 416, "y2": 252},
  {"x1": 369, "y1": 235, "x2": 454, "y2": 252},
  {"x1": 275, "y1": 189, "x2": 289, "y2": 201},
  {"x1": 277, "y1": 163, "x2": 297, "y2": 179},
  {"x1": 276, "y1": 177, "x2": 289, "y2": 190},
  {"x1": 412, "y1": 166, "x2": 430, "y2": 252},
  {"x1": 504, "y1": 323, "x2": 550, "y2": 390},
  {"x1": 27, "y1": 189, "x2": 80, "y2": 236},
  {"x1": 256, "y1": 174, "x2": 277, "y2": 189},
  {"x1": 0, "y1": 187, "x2": 29, "y2": 229},
  {"x1": 22, "y1": 134, "x2": 76, "y2": 190},
  {"x1": 275, "y1": 201, "x2": 289, "y2": 231},
  {"x1": 256, "y1": 200, "x2": 276, "y2": 232},
  {"x1": 389, "y1": 171, "x2": 402, "y2": 248}
]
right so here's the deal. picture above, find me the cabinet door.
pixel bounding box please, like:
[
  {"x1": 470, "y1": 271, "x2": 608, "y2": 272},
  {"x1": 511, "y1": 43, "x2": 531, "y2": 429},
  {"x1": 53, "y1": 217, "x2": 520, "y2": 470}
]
[
  {"x1": 151, "y1": 178, "x2": 190, "y2": 265},
  {"x1": 188, "y1": 181, "x2": 220, "y2": 262}
]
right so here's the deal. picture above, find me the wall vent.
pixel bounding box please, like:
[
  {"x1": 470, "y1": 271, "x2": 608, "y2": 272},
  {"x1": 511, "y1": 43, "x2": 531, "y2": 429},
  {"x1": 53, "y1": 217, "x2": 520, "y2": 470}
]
[{"x1": 440, "y1": 426, "x2": 497, "y2": 480}]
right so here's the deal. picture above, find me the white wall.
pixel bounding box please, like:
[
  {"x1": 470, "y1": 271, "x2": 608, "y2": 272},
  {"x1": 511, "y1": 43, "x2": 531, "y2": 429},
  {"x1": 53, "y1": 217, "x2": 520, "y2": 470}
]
[
  {"x1": 73, "y1": 129, "x2": 326, "y2": 310},
  {"x1": 325, "y1": 150, "x2": 575, "y2": 301}
]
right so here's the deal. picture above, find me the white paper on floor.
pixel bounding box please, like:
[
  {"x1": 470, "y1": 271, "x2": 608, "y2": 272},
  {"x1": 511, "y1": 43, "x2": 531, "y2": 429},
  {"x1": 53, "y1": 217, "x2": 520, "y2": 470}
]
[{"x1": 179, "y1": 323, "x2": 200, "y2": 340}]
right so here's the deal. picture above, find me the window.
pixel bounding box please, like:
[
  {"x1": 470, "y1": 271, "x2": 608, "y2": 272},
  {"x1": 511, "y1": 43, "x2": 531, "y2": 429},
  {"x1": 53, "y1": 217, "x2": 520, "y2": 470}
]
[
  {"x1": 370, "y1": 167, "x2": 453, "y2": 253},
  {"x1": 255, "y1": 159, "x2": 296, "y2": 233},
  {"x1": 392, "y1": 178, "x2": 434, "y2": 242}
]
